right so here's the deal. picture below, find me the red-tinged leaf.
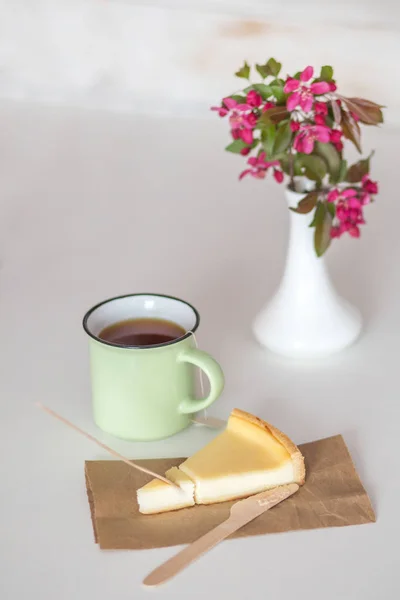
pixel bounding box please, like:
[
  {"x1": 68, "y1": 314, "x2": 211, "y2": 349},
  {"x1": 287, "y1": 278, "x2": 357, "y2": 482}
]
[
  {"x1": 341, "y1": 111, "x2": 362, "y2": 153},
  {"x1": 346, "y1": 160, "x2": 368, "y2": 182},
  {"x1": 331, "y1": 100, "x2": 341, "y2": 124},
  {"x1": 346, "y1": 97, "x2": 385, "y2": 109},
  {"x1": 260, "y1": 106, "x2": 289, "y2": 125},
  {"x1": 341, "y1": 97, "x2": 383, "y2": 125},
  {"x1": 346, "y1": 151, "x2": 374, "y2": 182},
  {"x1": 314, "y1": 204, "x2": 332, "y2": 257},
  {"x1": 289, "y1": 191, "x2": 319, "y2": 214},
  {"x1": 358, "y1": 105, "x2": 384, "y2": 125}
]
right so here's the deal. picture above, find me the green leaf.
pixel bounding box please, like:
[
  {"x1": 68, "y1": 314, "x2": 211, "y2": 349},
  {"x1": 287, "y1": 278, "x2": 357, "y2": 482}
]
[
  {"x1": 255, "y1": 58, "x2": 281, "y2": 79},
  {"x1": 338, "y1": 159, "x2": 348, "y2": 182},
  {"x1": 235, "y1": 61, "x2": 250, "y2": 79},
  {"x1": 229, "y1": 94, "x2": 247, "y2": 103},
  {"x1": 260, "y1": 106, "x2": 289, "y2": 125},
  {"x1": 280, "y1": 154, "x2": 304, "y2": 176},
  {"x1": 341, "y1": 111, "x2": 362, "y2": 153},
  {"x1": 320, "y1": 65, "x2": 334, "y2": 81},
  {"x1": 266, "y1": 58, "x2": 282, "y2": 77},
  {"x1": 289, "y1": 191, "x2": 319, "y2": 214},
  {"x1": 262, "y1": 124, "x2": 276, "y2": 157},
  {"x1": 309, "y1": 201, "x2": 325, "y2": 228},
  {"x1": 346, "y1": 152, "x2": 374, "y2": 182},
  {"x1": 252, "y1": 83, "x2": 272, "y2": 99},
  {"x1": 310, "y1": 202, "x2": 335, "y2": 256},
  {"x1": 293, "y1": 71, "x2": 302, "y2": 80},
  {"x1": 270, "y1": 78, "x2": 285, "y2": 86},
  {"x1": 225, "y1": 139, "x2": 249, "y2": 153},
  {"x1": 314, "y1": 203, "x2": 333, "y2": 256},
  {"x1": 327, "y1": 202, "x2": 336, "y2": 218},
  {"x1": 298, "y1": 154, "x2": 327, "y2": 181},
  {"x1": 313, "y1": 142, "x2": 341, "y2": 183},
  {"x1": 273, "y1": 122, "x2": 292, "y2": 155},
  {"x1": 271, "y1": 85, "x2": 286, "y2": 104},
  {"x1": 256, "y1": 63, "x2": 269, "y2": 79},
  {"x1": 293, "y1": 155, "x2": 305, "y2": 176}
]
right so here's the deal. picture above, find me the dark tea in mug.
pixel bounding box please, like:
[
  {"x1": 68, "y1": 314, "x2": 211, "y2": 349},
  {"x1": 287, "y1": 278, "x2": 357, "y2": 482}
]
[{"x1": 98, "y1": 318, "x2": 186, "y2": 347}]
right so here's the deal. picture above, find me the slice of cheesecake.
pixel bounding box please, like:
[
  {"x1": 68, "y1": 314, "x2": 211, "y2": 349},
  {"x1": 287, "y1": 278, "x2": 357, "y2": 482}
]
[
  {"x1": 180, "y1": 409, "x2": 305, "y2": 504},
  {"x1": 136, "y1": 467, "x2": 195, "y2": 515},
  {"x1": 137, "y1": 409, "x2": 305, "y2": 514}
]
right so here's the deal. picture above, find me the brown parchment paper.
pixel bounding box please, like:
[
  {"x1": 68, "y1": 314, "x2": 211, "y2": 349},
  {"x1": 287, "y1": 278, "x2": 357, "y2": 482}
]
[{"x1": 84, "y1": 434, "x2": 375, "y2": 550}]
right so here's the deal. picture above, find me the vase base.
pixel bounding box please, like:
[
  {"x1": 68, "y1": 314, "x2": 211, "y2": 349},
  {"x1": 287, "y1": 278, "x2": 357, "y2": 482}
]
[{"x1": 252, "y1": 298, "x2": 362, "y2": 359}]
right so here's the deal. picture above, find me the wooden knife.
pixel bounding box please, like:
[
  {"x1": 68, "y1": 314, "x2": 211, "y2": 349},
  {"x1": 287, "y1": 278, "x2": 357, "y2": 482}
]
[{"x1": 143, "y1": 483, "x2": 299, "y2": 586}]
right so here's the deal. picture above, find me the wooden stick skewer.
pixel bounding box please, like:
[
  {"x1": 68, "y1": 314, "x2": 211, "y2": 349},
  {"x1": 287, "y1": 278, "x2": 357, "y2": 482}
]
[{"x1": 36, "y1": 403, "x2": 180, "y2": 489}]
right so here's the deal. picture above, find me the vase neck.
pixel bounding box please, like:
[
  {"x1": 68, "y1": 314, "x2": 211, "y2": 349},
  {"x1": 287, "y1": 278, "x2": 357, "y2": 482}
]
[
  {"x1": 285, "y1": 179, "x2": 315, "y2": 209},
  {"x1": 282, "y1": 187, "x2": 329, "y2": 289}
]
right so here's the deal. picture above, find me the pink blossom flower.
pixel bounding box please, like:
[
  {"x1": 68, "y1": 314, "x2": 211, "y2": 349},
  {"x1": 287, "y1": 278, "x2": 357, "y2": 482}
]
[
  {"x1": 315, "y1": 101, "x2": 328, "y2": 116},
  {"x1": 330, "y1": 129, "x2": 343, "y2": 151},
  {"x1": 329, "y1": 82, "x2": 337, "y2": 92},
  {"x1": 331, "y1": 222, "x2": 362, "y2": 238},
  {"x1": 212, "y1": 97, "x2": 258, "y2": 144},
  {"x1": 314, "y1": 114, "x2": 326, "y2": 126},
  {"x1": 330, "y1": 130, "x2": 342, "y2": 144},
  {"x1": 314, "y1": 102, "x2": 328, "y2": 125},
  {"x1": 362, "y1": 174, "x2": 378, "y2": 195},
  {"x1": 293, "y1": 124, "x2": 331, "y2": 154},
  {"x1": 227, "y1": 100, "x2": 257, "y2": 144},
  {"x1": 327, "y1": 188, "x2": 357, "y2": 203},
  {"x1": 211, "y1": 105, "x2": 229, "y2": 117},
  {"x1": 328, "y1": 187, "x2": 366, "y2": 239},
  {"x1": 239, "y1": 152, "x2": 280, "y2": 180},
  {"x1": 290, "y1": 121, "x2": 300, "y2": 132},
  {"x1": 273, "y1": 169, "x2": 284, "y2": 183},
  {"x1": 262, "y1": 101, "x2": 276, "y2": 113},
  {"x1": 211, "y1": 97, "x2": 249, "y2": 116},
  {"x1": 246, "y1": 90, "x2": 263, "y2": 108},
  {"x1": 284, "y1": 66, "x2": 330, "y2": 113}
]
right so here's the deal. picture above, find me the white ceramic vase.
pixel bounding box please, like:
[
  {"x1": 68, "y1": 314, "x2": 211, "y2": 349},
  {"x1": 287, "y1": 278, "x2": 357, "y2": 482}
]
[{"x1": 252, "y1": 182, "x2": 362, "y2": 359}]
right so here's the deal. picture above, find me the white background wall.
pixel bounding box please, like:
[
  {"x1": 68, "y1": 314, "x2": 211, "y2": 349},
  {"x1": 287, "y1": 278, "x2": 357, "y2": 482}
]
[{"x1": 0, "y1": 0, "x2": 399, "y2": 123}]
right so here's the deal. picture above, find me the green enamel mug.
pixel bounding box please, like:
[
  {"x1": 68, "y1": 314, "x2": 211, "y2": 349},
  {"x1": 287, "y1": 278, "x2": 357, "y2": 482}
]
[{"x1": 82, "y1": 293, "x2": 224, "y2": 441}]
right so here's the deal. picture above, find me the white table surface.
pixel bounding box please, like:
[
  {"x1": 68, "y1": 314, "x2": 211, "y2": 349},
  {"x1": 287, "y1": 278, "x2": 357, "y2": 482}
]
[{"x1": 0, "y1": 100, "x2": 399, "y2": 599}]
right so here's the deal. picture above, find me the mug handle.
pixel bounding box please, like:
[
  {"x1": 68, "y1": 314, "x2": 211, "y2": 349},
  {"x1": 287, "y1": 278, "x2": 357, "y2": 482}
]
[{"x1": 177, "y1": 348, "x2": 224, "y2": 414}]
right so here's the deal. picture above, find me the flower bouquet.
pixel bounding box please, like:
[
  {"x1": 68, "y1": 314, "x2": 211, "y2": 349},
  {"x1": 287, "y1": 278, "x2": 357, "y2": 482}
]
[{"x1": 212, "y1": 59, "x2": 383, "y2": 257}]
